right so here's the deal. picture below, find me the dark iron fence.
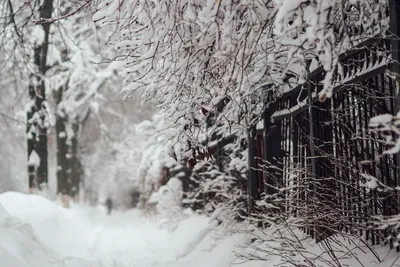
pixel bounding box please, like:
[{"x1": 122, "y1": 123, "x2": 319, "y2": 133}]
[{"x1": 248, "y1": 34, "x2": 400, "y2": 244}]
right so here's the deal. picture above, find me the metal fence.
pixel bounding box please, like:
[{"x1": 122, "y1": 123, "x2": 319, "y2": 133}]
[{"x1": 248, "y1": 36, "x2": 400, "y2": 244}]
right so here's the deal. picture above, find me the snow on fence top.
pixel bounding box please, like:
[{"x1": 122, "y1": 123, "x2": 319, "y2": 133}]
[{"x1": 271, "y1": 37, "x2": 390, "y2": 121}]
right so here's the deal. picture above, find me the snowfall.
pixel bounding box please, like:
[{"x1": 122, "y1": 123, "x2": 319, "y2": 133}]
[{"x1": 0, "y1": 191, "x2": 399, "y2": 267}]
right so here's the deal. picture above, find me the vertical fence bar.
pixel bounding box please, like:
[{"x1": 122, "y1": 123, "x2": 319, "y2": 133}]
[
  {"x1": 256, "y1": 132, "x2": 264, "y2": 195},
  {"x1": 389, "y1": 1, "x2": 400, "y2": 250},
  {"x1": 291, "y1": 95, "x2": 299, "y2": 219},
  {"x1": 306, "y1": 60, "x2": 317, "y2": 239},
  {"x1": 265, "y1": 121, "x2": 282, "y2": 196},
  {"x1": 390, "y1": 0, "x2": 400, "y2": 75},
  {"x1": 248, "y1": 125, "x2": 258, "y2": 214},
  {"x1": 307, "y1": 65, "x2": 317, "y2": 178},
  {"x1": 316, "y1": 99, "x2": 335, "y2": 241},
  {"x1": 263, "y1": 107, "x2": 269, "y2": 194}
]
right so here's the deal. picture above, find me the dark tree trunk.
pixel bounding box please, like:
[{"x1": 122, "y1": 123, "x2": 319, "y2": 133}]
[
  {"x1": 55, "y1": 101, "x2": 69, "y2": 195},
  {"x1": 53, "y1": 76, "x2": 69, "y2": 195},
  {"x1": 27, "y1": 0, "x2": 53, "y2": 191},
  {"x1": 54, "y1": 83, "x2": 83, "y2": 198},
  {"x1": 27, "y1": 85, "x2": 37, "y2": 189},
  {"x1": 69, "y1": 119, "x2": 83, "y2": 198}
]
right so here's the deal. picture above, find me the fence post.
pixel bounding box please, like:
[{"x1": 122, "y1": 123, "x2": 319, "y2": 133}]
[
  {"x1": 306, "y1": 61, "x2": 317, "y2": 177},
  {"x1": 313, "y1": 100, "x2": 335, "y2": 242},
  {"x1": 390, "y1": 0, "x2": 400, "y2": 74},
  {"x1": 264, "y1": 121, "x2": 282, "y2": 195},
  {"x1": 306, "y1": 60, "x2": 318, "y2": 239},
  {"x1": 389, "y1": 1, "x2": 400, "y2": 251},
  {"x1": 389, "y1": 0, "x2": 400, "y2": 179},
  {"x1": 248, "y1": 125, "x2": 258, "y2": 214}
]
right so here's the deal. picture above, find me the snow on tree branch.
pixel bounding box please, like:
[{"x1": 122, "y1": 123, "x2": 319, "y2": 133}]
[
  {"x1": 33, "y1": 1, "x2": 91, "y2": 24},
  {"x1": 91, "y1": 0, "x2": 276, "y2": 163}
]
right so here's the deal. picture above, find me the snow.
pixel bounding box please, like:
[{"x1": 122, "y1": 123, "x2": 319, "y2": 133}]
[
  {"x1": 360, "y1": 173, "x2": 379, "y2": 189},
  {"x1": 370, "y1": 114, "x2": 393, "y2": 127},
  {"x1": 148, "y1": 177, "x2": 183, "y2": 216},
  {"x1": 271, "y1": 92, "x2": 316, "y2": 119},
  {"x1": 0, "y1": 192, "x2": 246, "y2": 267},
  {"x1": 0, "y1": 191, "x2": 399, "y2": 267},
  {"x1": 58, "y1": 132, "x2": 66, "y2": 138},
  {"x1": 28, "y1": 151, "x2": 40, "y2": 167}
]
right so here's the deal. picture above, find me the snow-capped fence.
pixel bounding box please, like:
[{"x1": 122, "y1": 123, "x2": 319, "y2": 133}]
[{"x1": 248, "y1": 33, "x2": 400, "y2": 246}]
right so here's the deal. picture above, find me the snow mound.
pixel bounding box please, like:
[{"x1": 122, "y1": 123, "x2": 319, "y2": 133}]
[
  {"x1": 0, "y1": 192, "x2": 89, "y2": 258},
  {"x1": 0, "y1": 192, "x2": 102, "y2": 267},
  {"x1": 0, "y1": 198, "x2": 60, "y2": 267},
  {"x1": 149, "y1": 177, "x2": 183, "y2": 216}
]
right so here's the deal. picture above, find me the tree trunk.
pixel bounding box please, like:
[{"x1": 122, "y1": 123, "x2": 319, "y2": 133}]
[
  {"x1": 27, "y1": 85, "x2": 37, "y2": 189},
  {"x1": 54, "y1": 86, "x2": 83, "y2": 200},
  {"x1": 69, "y1": 119, "x2": 83, "y2": 198},
  {"x1": 55, "y1": 106, "x2": 69, "y2": 195},
  {"x1": 27, "y1": 0, "x2": 53, "y2": 191},
  {"x1": 54, "y1": 81, "x2": 84, "y2": 199}
]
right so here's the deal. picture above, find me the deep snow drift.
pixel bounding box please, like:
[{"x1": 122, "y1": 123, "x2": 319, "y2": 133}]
[{"x1": 0, "y1": 192, "x2": 399, "y2": 267}]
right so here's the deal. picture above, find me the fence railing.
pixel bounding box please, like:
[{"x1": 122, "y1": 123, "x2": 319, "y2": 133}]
[{"x1": 248, "y1": 36, "x2": 400, "y2": 244}]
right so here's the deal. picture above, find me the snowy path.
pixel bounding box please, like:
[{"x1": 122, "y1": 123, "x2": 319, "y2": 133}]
[
  {"x1": 85, "y1": 210, "x2": 175, "y2": 266},
  {"x1": 1, "y1": 192, "x2": 397, "y2": 267},
  {"x1": 0, "y1": 192, "x2": 240, "y2": 267}
]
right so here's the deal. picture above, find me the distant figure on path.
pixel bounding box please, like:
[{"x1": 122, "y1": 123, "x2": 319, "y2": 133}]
[{"x1": 105, "y1": 198, "x2": 113, "y2": 215}]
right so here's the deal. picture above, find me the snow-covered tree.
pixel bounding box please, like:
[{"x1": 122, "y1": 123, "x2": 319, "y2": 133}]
[
  {"x1": 90, "y1": 0, "x2": 389, "y2": 171},
  {"x1": 84, "y1": 0, "x2": 274, "y2": 219},
  {"x1": 0, "y1": 0, "x2": 55, "y2": 191},
  {"x1": 90, "y1": 0, "x2": 274, "y2": 160},
  {"x1": 0, "y1": 1, "x2": 142, "y2": 201},
  {"x1": 46, "y1": 2, "x2": 123, "y2": 199}
]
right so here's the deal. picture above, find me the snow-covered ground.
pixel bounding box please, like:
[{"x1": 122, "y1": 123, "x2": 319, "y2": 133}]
[
  {"x1": 0, "y1": 191, "x2": 399, "y2": 267},
  {"x1": 0, "y1": 192, "x2": 248, "y2": 267}
]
